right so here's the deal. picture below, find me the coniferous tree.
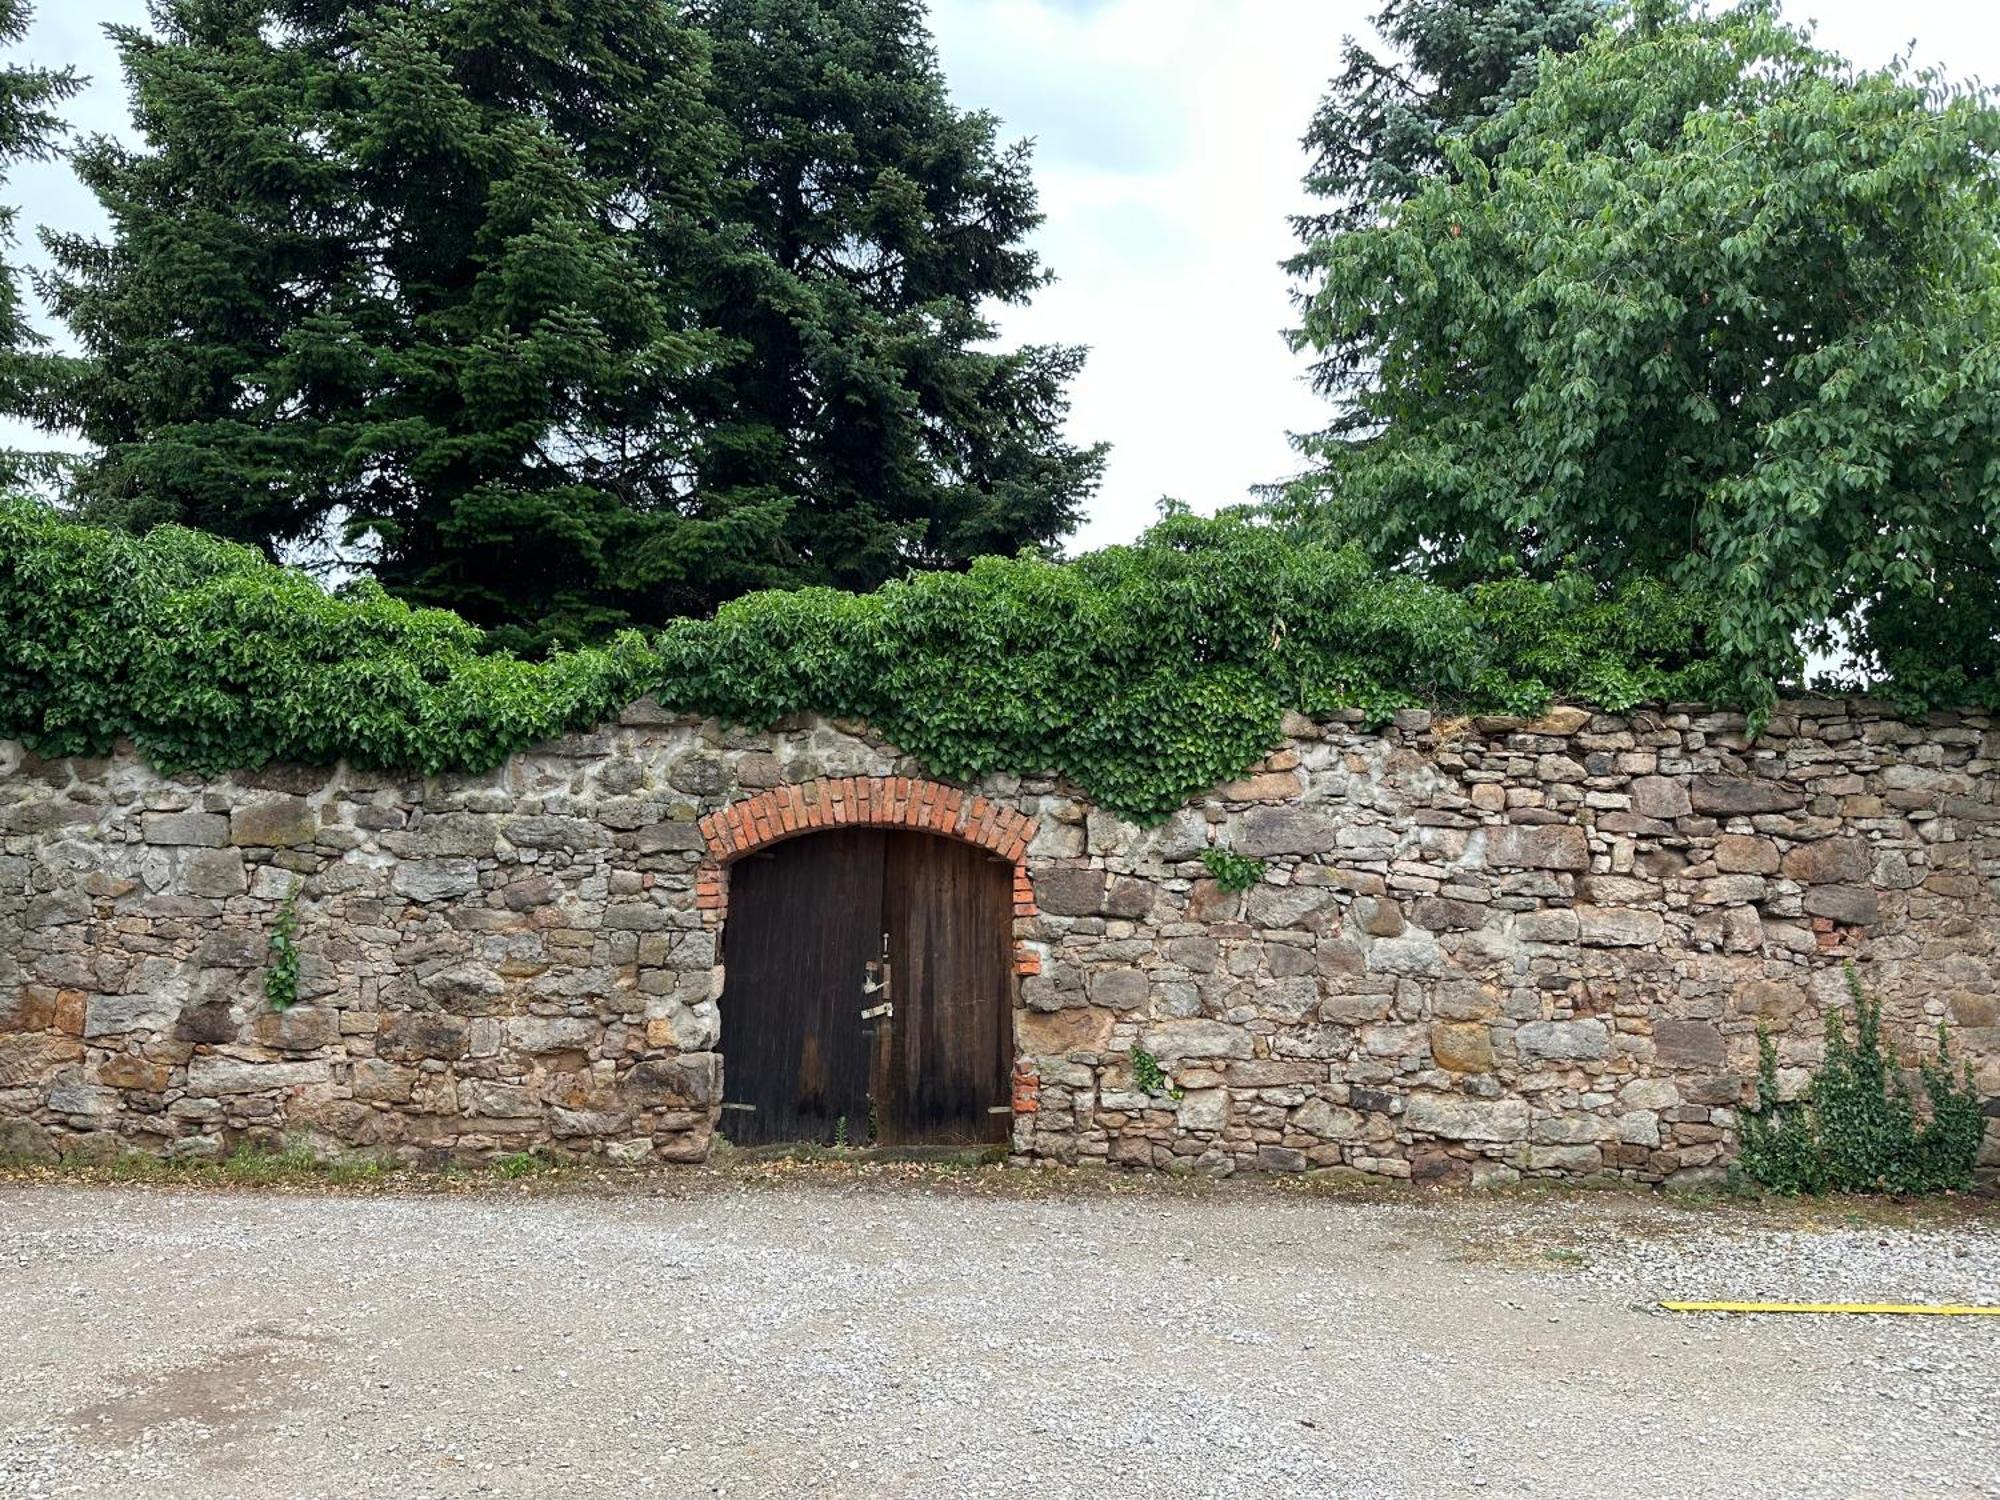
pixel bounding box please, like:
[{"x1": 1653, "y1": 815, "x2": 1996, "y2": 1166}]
[
  {"x1": 44, "y1": 0, "x2": 746, "y2": 648},
  {"x1": 47, "y1": 0, "x2": 1101, "y2": 647},
  {"x1": 684, "y1": 0, "x2": 1104, "y2": 594},
  {"x1": 1286, "y1": 0, "x2": 1605, "y2": 438},
  {"x1": 0, "y1": 0, "x2": 77, "y2": 488}
]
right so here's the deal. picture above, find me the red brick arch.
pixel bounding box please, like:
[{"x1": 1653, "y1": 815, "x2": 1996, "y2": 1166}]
[{"x1": 694, "y1": 776, "x2": 1039, "y2": 975}]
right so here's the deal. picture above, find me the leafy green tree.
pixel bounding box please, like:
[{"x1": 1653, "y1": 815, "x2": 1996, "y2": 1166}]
[
  {"x1": 1289, "y1": 3, "x2": 2000, "y2": 707},
  {"x1": 45, "y1": 0, "x2": 1100, "y2": 650},
  {"x1": 1287, "y1": 0, "x2": 1605, "y2": 428},
  {"x1": 683, "y1": 0, "x2": 1104, "y2": 596},
  {"x1": 0, "y1": 0, "x2": 77, "y2": 487}
]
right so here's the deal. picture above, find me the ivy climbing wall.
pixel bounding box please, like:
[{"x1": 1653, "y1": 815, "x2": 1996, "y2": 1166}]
[{"x1": 0, "y1": 697, "x2": 1995, "y2": 1182}]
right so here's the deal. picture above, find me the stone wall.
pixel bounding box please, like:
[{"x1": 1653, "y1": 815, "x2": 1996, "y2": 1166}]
[{"x1": 1, "y1": 697, "x2": 1995, "y2": 1182}]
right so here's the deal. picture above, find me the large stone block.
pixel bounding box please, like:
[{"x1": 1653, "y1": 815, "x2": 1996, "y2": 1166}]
[
  {"x1": 182, "y1": 847, "x2": 248, "y2": 898},
  {"x1": 1245, "y1": 883, "x2": 1337, "y2": 932},
  {"x1": 424, "y1": 965, "x2": 506, "y2": 1014},
  {"x1": 352, "y1": 1060, "x2": 417, "y2": 1103},
  {"x1": 25, "y1": 891, "x2": 91, "y2": 927},
  {"x1": 1630, "y1": 777, "x2": 1692, "y2": 819},
  {"x1": 1484, "y1": 824, "x2": 1588, "y2": 870},
  {"x1": 1035, "y1": 867, "x2": 1107, "y2": 917},
  {"x1": 1803, "y1": 884, "x2": 1879, "y2": 926},
  {"x1": 1781, "y1": 836, "x2": 1871, "y2": 885},
  {"x1": 143, "y1": 810, "x2": 228, "y2": 847},
  {"x1": 504, "y1": 816, "x2": 607, "y2": 852},
  {"x1": 44, "y1": 1075, "x2": 116, "y2": 1119},
  {"x1": 174, "y1": 1000, "x2": 239, "y2": 1044},
  {"x1": 0, "y1": 1032, "x2": 84, "y2": 1086},
  {"x1": 1232, "y1": 805, "x2": 1339, "y2": 857},
  {"x1": 391, "y1": 860, "x2": 480, "y2": 903},
  {"x1": 82, "y1": 993, "x2": 182, "y2": 1038},
  {"x1": 1292, "y1": 1098, "x2": 1360, "y2": 1139},
  {"x1": 1140, "y1": 1019, "x2": 1254, "y2": 1061},
  {"x1": 1515, "y1": 1019, "x2": 1611, "y2": 1061},
  {"x1": 1405, "y1": 1092, "x2": 1528, "y2": 1142},
  {"x1": 1577, "y1": 907, "x2": 1665, "y2": 947},
  {"x1": 1713, "y1": 834, "x2": 1779, "y2": 874},
  {"x1": 1431, "y1": 1021, "x2": 1493, "y2": 1074},
  {"x1": 230, "y1": 797, "x2": 318, "y2": 848},
  {"x1": 1104, "y1": 878, "x2": 1157, "y2": 921},
  {"x1": 0, "y1": 1119, "x2": 57, "y2": 1165},
  {"x1": 1411, "y1": 896, "x2": 1488, "y2": 932},
  {"x1": 622, "y1": 1054, "x2": 718, "y2": 1108},
  {"x1": 1688, "y1": 776, "x2": 1805, "y2": 816},
  {"x1": 1512, "y1": 909, "x2": 1580, "y2": 944},
  {"x1": 196, "y1": 931, "x2": 263, "y2": 969},
  {"x1": 185, "y1": 1056, "x2": 331, "y2": 1095},
  {"x1": 1086, "y1": 969, "x2": 1149, "y2": 1010},
  {"x1": 504, "y1": 1016, "x2": 597, "y2": 1054},
  {"x1": 1652, "y1": 1019, "x2": 1724, "y2": 1069},
  {"x1": 253, "y1": 1006, "x2": 338, "y2": 1051},
  {"x1": 1366, "y1": 932, "x2": 1442, "y2": 977},
  {"x1": 1017, "y1": 1007, "x2": 1115, "y2": 1055},
  {"x1": 462, "y1": 1081, "x2": 543, "y2": 1119},
  {"x1": 378, "y1": 1013, "x2": 472, "y2": 1061},
  {"x1": 603, "y1": 901, "x2": 673, "y2": 931},
  {"x1": 1175, "y1": 1089, "x2": 1229, "y2": 1132}
]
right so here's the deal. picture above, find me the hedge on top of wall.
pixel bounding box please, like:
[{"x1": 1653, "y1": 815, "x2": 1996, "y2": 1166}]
[{"x1": 1, "y1": 499, "x2": 1747, "y2": 817}]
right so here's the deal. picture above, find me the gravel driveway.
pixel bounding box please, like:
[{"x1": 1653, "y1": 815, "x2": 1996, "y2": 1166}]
[{"x1": 2, "y1": 1171, "x2": 1996, "y2": 1499}]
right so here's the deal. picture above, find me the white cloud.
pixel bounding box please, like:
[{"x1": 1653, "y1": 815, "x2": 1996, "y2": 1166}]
[{"x1": 931, "y1": 0, "x2": 1366, "y2": 549}]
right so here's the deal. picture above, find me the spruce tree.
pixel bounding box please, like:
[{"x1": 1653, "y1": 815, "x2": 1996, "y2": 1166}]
[
  {"x1": 45, "y1": 0, "x2": 749, "y2": 648},
  {"x1": 49, "y1": 0, "x2": 1101, "y2": 647},
  {"x1": 1286, "y1": 0, "x2": 1605, "y2": 437},
  {"x1": 0, "y1": 0, "x2": 77, "y2": 489},
  {"x1": 683, "y1": 0, "x2": 1104, "y2": 594}
]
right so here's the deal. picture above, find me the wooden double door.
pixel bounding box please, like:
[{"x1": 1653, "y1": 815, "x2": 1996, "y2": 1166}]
[{"x1": 717, "y1": 829, "x2": 1014, "y2": 1147}]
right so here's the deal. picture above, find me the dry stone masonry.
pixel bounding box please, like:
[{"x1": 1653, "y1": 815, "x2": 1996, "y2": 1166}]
[{"x1": 1, "y1": 697, "x2": 1996, "y2": 1182}]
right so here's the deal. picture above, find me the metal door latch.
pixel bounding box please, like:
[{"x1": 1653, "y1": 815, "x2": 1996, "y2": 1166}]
[{"x1": 861, "y1": 1000, "x2": 893, "y2": 1021}]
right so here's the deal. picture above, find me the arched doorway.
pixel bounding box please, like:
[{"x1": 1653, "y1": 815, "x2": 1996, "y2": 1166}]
[{"x1": 717, "y1": 828, "x2": 1014, "y2": 1147}]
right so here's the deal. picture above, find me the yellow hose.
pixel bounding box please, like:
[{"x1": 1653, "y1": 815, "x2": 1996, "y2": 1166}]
[{"x1": 1659, "y1": 1301, "x2": 2000, "y2": 1316}]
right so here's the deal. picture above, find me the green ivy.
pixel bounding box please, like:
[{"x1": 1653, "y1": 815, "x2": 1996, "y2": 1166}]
[
  {"x1": 1131, "y1": 1047, "x2": 1183, "y2": 1102},
  {"x1": 1200, "y1": 848, "x2": 1267, "y2": 892},
  {"x1": 1738, "y1": 965, "x2": 1984, "y2": 1196},
  {"x1": 264, "y1": 883, "x2": 301, "y2": 1012},
  {"x1": 1, "y1": 500, "x2": 1751, "y2": 818}
]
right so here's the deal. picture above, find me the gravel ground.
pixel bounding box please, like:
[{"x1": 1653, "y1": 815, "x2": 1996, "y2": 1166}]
[{"x1": 1, "y1": 1172, "x2": 1996, "y2": 1500}]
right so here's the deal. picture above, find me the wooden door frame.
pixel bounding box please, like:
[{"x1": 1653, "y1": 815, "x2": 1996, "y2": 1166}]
[{"x1": 695, "y1": 776, "x2": 1044, "y2": 1140}]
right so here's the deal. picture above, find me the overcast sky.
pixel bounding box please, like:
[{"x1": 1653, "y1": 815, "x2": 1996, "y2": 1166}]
[{"x1": 11, "y1": 0, "x2": 1998, "y2": 552}]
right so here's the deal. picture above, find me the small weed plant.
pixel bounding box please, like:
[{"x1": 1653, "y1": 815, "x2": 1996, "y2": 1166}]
[
  {"x1": 1131, "y1": 1046, "x2": 1183, "y2": 1102},
  {"x1": 264, "y1": 883, "x2": 301, "y2": 1011},
  {"x1": 1200, "y1": 847, "x2": 1267, "y2": 892},
  {"x1": 492, "y1": 1149, "x2": 558, "y2": 1180},
  {"x1": 1739, "y1": 964, "x2": 1984, "y2": 1195}
]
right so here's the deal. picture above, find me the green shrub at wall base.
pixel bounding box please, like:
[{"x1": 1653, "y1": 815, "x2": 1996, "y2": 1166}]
[
  {"x1": 3, "y1": 500, "x2": 1748, "y2": 818},
  {"x1": 1739, "y1": 966, "x2": 1985, "y2": 1196}
]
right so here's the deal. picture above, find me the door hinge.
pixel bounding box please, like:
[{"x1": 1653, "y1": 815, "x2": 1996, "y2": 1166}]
[{"x1": 861, "y1": 1001, "x2": 893, "y2": 1021}]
